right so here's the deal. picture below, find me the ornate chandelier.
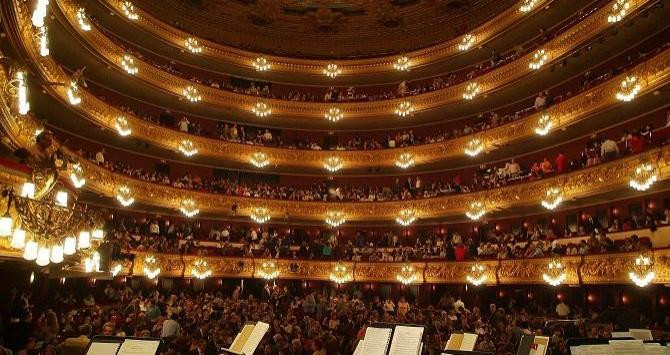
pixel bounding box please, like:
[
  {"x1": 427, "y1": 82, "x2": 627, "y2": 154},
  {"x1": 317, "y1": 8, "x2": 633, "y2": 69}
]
[
  {"x1": 183, "y1": 86, "x2": 201, "y2": 103},
  {"x1": 465, "y1": 201, "x2": 486, "y2": 220},
  {"x1": 114, "y1": 116, "x2": 132, "y2": 136},
  {"x1": 629, "y1": 163, "x2": 657, "y2": 191},
  {"x1": 252, "y1": 102, "x2": 272, "y2": 117},
  {"x1": 8, "y1": 70, "x2": 30, "y2": 115},
  {"x1": 458, "y1": 34, "x2": 475, "y2": 51},
  {"x1": 69, "y1": 162, "x2": 86, "y2": 188},
  {"x1": 67, "y1": 80, "x2": 81, "y2": 105},
  {"x1": 250, "y1": 207, "x2": 271, "y2": 224},
  {"x1": 542, "y1": 258, "x2": 567, "y2": 286},
  {"x1": 629, "y1": 254, "x2": 655, "y2": 287},
  {"x1": 541, "y1": 187, "x2": 563, "y2": 210},
  {"x1": 325, "y1": 107, "x2": 343, "y2": 122},
  {"x1": 252, "y1": 57, "x2": 270, "y2": 72},
  {"x1": 325, "y1": 210, "x2": 346, "y2": 227},
  {"x1": 323, "y1": 64, "x2": 341, "y2": 78},
  {"x1": 520, "y1": 0, "x2": 539, "y2": 12},
  {"x1": 185, "y1": 37, "x2": 202, "y2": 54},
  {"x1": 121, "y1": 1, "x2": 139, "y2": 20},
  {"x1": 396, "y1": 263, "x2": 417, "y2": 285},
  {"x1": 329, "y1": 261, "x2": 353, "y2": 284},
  {"x1": 257, "y1": 260, "x2": 279, "y2": 280},
  {"x1": 76, "y1": 8, "x2": 91, "y2": 31},
  {"x1": 191, "y1": 258, "x2": 212, "y2": 279},
  {"x1": 535, "y1": 114, "x2": 553, "y2": 136},
  {"x1": 178, "y1": 139, "x2": 198, "y2": 157},
  {"x1": 143, "y1": 254, "x2": 160, "y2": 279},
  {"x1": 395, "y1": 153, "x2": 415, "y2": 169},
  {"x1": 115, "y1": 185, "x2": 134, "y2": 207},
  {"x1": 529, "y1": 49, "x2": 548, "y2": 70},
  {"x1": 396, "y1": 209, "x2": 417, "y2": 226},
  {"x1": 463, "y1": 82, "x2": 480, "y2": 100},
  {"x1": 466, "y1": 263, "x2": 487, "y2": 285},
  {"x1": 179, "y1": 198, "x2": 199, "y2": 217},
  {"x1": 616, "y1": 75, "x2": 640, "y2": 102},
  {"x1": 121, "y1": 54, "x2": 138, "y2": 75},
  {"x1": 249, "y1": 152, "x2": 270, "y2": 168},
  {"x1": 31, "y1": 0, "x2": 48, "y2": 27},
  {"x1": 38, "y1": 26, "x2": 49, "y2": 57},
  {"x1": 395, "y1": 101, "x2": 414, "y2": 117},
  {"x1": 393, "y1": 56, "x2": 411, "y2": 71},
  {"x1": 608, "y1": 0, "x2": 631, "y2": 23},
  {"x1": 464, "y1": 138, "x2": 484, "y2": 157},
  {"x1": 323, "y1": 156, "x2": 343, "y2": 173}
]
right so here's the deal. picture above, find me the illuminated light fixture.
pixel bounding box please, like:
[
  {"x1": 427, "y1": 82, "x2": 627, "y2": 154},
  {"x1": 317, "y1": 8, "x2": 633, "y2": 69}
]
[
  {"x1": 323, "y1": 156, "x2": 343, "y2": 173},
  {"x1": 36, "y1": 245, "x2": 51, "y2": 266},
  {"x1": 21, "y1": 182, "x2": 36, "y2": 198},
  {"x1": 63, "y1": 236, "x2": 76, "y2": 255},
  {"x1": 325, "y1": 107, "x2": 343, "y2": 122},
  {"x1": 465, "y1": 201, "x2": 486, "y2": 221},
  {"x1": 396, "y1": 263, "x2": 417, "y2": 285},
  {"x1": 121, "y1": 1, "x2": 139, "y2": 20},
  {"x1": 329, "y1": 261, "x2": 353, "y2": 284},
  {"x1": 0, "y1": 213, "x2": 12, "y2": 237},
  {"x1": 11, "y1": 229, "x2": 26, "y2": 249},
  {"x1": 325, "y1": 211, "x2": 346, "y2": 227},
  {"x1": 458, "y1": 34, "x2": 475, "y2": 51},
  {"x1": 393, "y1": 56, "x2": 411, "y2": 71},
  {"x1": 143, "y1": 254, "x2": 160, "y2": 279},
  {"x1": 15, "y1": 71, "x2": 30, "y2": 115},
  {"x1": 183, "y1": 85, "x2": 201, "y2": 103},
  {"x1": 466, "y1": 262, "x2": 487, "y2": 285},
  {"x1": 529, "y1": 49, "x2": 548, "y2": 70},
  {"x1": 67, "y1": 80, "x2": 81, "y2": 105},
  {"x1": 49, "y1": 244, "x2": 64, "y2": 264},
  {"x1": 120, "y1": 54, "x2": 138, "y2": 75},
  {"x1": 520, "y1": 0, "x2": 539, "y2": 12},
  {"x1": 23, "y1": 240, "x2": 38, "y2": 261},
  {"x1": 629, "y1": 254, "x2": 655, "y2": 287},
  {"x1": 395, "y1": 153, "x2": 415, "y2": 169},
  {"x1": 83, "y1": 251, "x2": 101, "y2": 272},
  {"x1": 55, "y1": 190, "x2": 68, "y2": 207},
  {"x1": 38, "y1": 26, "x2": 50, "y2": 57},
  {"x1": 92, "y1": 229, "x2": 104, "y2": 241},
  {"x1": 114, "y1": 116, "x2": 131, "y2": 136},
  {"x1": 396, "y1": 209, "x2": 417, "y2": 226},
  {"x1": 540, "y1": 187, "x2": 563, "y2": 210},
  {"x1": 252, "y1": 57, "x2": 270, "y2": 72},
  {"x1": 179, "y1": 198, "x2": 199, "y2": 218},
  {"x1": 535, "y1": 114, "x2": 553, "y2": 136},
  {"x1": 178, "y1": 139, "x2": 198, "y2": 157},
  {"x1": 257, "y1": 260, "x2": 280, "y2": 280},
  {"x1": 608, "y1": 0, "x2": 631, "y2": 23},
  {"x1": 110, "y1": 261, "x2": 123, "y2": 277},
  {"x1": 249, "y1": 152, "x2": 270, "y2": 168},
  {"x1": 251, "y1": 101, "x2": 272, "y2": 117},
  {"x1": 191, "y1": 258, "x2": 212, "y2": 279},
  {"x1": 77, "y1": 231, "x2": 91, "y2": 250},
  {"x1": 629, "y1": 163, "x2": 657, "y2": 191},
  {"x1": 323, "y1": 64, "x2": 341, "y2": 78},
  {"x1": 463, "y1": 82, "x2": 480, "y2": 100},
  {"x1": 616, "y1": 75, "x2": 640, "y2": 102},
  {"x1": 115, "y1": 185, "x2": 135, "y2": 207},
  {"x1": 542, "y1": 258, "x2": 567, "y2": 286},
  {"x1": 464, "y1": 138, "x2": 484, "y2": 157},
  {"x1": 69, "y1": 162, "x2": 86, "y2": 188},
  {"x1": 395, "y1": 101, "x2": 414, "y2": 117},
  {"x1": 32, "y1": 0, "x2": 49, "y2": 27},
  {"x1": 250, "y1": 207, "x2": 271, "y2": 224},
  {"x1": 185, "y1": 37, "x2": 203, "y2": 53},
  {"x1": 76, "y1": 8, "x2": 91, "y2": 31}
]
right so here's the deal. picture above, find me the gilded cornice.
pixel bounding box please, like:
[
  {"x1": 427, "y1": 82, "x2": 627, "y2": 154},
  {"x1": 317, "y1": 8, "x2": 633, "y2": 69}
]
[
  {"x1": 53, "y1": 0, "x2": 647, "y2": 120},
  {"x1": 100, "y1": 0, "x2": 551, "y2": 76}
]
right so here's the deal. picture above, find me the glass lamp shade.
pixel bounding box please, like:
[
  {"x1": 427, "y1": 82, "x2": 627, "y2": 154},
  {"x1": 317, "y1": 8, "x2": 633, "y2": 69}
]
[
  {"x1": 50, "y1": 245, "x2": 64, "y2": 263},
  {"x1": 92, "y1": 229, "x2": 104, "y2": 240},
  {"x1": 23, "y1": 240, "x2": 38, "y2": 260},
  {"x1": 55, "y1": 191, "x2": 68, "y2": 207},
  {"x1": 0, "y1": 215, "x2": 12, "y2": 237},
  {"x1": 11, "y1": 229, "x2": 26, "y2": 249},
  {"x1": 21, "y1": 182, "x2": 35, "y2": 198},
  {"x1": 63, "y1": 237, "x2": 76, "y2": 255},
  {"x1": 36, "y1": 246, "x2": 50, "y2": 266},
  {"x1": 78, "y1": 231, "x2": 91, "y2": 249}
]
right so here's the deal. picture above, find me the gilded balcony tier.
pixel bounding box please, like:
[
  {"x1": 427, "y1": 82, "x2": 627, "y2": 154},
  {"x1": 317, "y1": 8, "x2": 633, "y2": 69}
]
[
  {"x1": 99, "y1": 0, "x2": 551, "y2": 76},
  {"x1": 14, "y1": 7, "x2": 670, "y2": 171},
  {"x1": 51, "y1": 0, "x2": 649, "y2": 120}
]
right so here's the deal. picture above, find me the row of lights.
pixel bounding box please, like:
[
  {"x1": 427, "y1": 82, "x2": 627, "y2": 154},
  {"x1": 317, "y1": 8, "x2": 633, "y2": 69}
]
[{"x1": 31, "y1": 0, "x2": 49, "y2": 57}]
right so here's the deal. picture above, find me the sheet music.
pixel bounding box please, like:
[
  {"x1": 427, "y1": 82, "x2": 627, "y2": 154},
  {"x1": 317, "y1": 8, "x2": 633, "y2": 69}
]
[
  {"x1": 611, "y1": 332, "x2": 633, "y2": 338},
  {"x1": 230, "y1": 324, "x2": 255, "y2": 353},
  {"x1": 389, "y1": 326, "x2": 423, "y2": 355},
  {"x1": 629, "y1": 329, "x2": 653, "y2": 341},
  {"x1": 445, "y1": 333, "x2": 463, "y2": 350},
  {"x1": 460, "y1": 333, "x2": 478, "y2": 351},
  {"x1": 86, "y1": 342, "x2": 121, "y2": 355},
  {"x1": 530, "y1": 336, "x2": 549, "y2": 355},
  {"x1": 362, "y1": 327, "x2": 393, "y2": 355},
  {"x1": 241, "y1": 321, "x2": 269, "y2": 355},
  {"x1": 353, "y1": 340, "x2": 365, "y2": 355},
  {"x1": 609, "y1": 340, "x2": 644, "y2": 354},
  {"x1": 571, "y1": 344, "x2": 611, "y2": 355},
  {"x1": 642, "y1": 344, "x2": 667, "y2": 355},
  {"x1": 117, "y1": 339, "x2": 160, "y2": 355}
]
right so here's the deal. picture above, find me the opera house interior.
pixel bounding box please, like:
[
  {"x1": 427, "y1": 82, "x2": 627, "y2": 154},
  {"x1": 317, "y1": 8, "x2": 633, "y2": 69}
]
[{"x1": 0, "y1": 0, "x2": 669, "y2": 354}]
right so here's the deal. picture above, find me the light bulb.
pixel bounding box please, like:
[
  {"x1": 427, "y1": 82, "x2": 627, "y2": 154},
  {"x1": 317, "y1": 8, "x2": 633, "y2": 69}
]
[
  {"x1": 23, "y1": 240, "x2": 38, "y2": 260},
  {"x1": 36, "y1": 246, "x2": 50, "y2": 266},
  {"x1": 78, "y1": 231, "x2": 91, "y2": 249},
  {"x1": 92, "y1": 229, "x2": 104, "y2": 240},
  {"x1": 21, "y1": 182, "x2": 35, "y2": 198},
  {"x1": 55, "y1": 190, "x2": 68, "y2": 207},
  {"x1": 11, "y1": 229, "x2": 26, "y2": 249},
  {"x1": 63, "y1": 236, "x2": 76, "y2": 255},
  {"x1": 50, "y1": 245, "x2": 64, "y2": 263},
  {"x1": 0, "y1": 214, "x2": 12, "y2": 237}
]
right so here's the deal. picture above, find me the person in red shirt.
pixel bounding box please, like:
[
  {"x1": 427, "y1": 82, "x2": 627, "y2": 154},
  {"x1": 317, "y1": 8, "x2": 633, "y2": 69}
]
[
  {"x1": 629, "y1": 132, "x2": 645, "y2": 154},
  {"x1": 555, "y1": 152, "x2": 567, "y2": 174},
  {"x1": 454, "y1": 243, "x2": 467, "y2": 260}
]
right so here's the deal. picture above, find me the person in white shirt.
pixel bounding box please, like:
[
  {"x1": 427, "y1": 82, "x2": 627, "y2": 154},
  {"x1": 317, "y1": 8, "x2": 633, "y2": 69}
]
[
  {"x1": 95, "y1": 148, "x2": 105, "y2": 165},
  {"x1": 600, "y1": 138, "x2": 619, "y2": 160},
  {"x1": 161, "y1": 314, "x2": 181, "y2": 339},
  {"x1": 556, "y1": 300, "x2": 570, "y2": 317},
  {"x1": 178, "y1": 117, "x2": 190, "y2": 132}
]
